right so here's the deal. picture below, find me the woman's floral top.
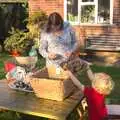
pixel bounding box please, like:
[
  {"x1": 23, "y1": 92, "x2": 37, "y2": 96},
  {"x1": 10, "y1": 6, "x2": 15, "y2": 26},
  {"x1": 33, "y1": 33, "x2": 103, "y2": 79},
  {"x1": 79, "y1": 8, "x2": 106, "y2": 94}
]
[{"x1": 39, "y1": 22, "x2": 78, "y2": 66}]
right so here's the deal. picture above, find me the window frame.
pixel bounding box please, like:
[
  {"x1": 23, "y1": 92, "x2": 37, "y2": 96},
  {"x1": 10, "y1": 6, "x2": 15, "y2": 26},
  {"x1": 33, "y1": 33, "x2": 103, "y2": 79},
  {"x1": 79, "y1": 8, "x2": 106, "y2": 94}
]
[{"x1": 64, "y1": 0, "x2": 113, "y2": 25}]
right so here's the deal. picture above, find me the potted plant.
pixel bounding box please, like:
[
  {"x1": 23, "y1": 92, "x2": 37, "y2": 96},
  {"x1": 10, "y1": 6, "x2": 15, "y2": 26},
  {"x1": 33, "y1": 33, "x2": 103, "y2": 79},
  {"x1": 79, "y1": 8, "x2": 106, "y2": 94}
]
[
  {"x1": 4, "y1": 28, "x2": 37, "y2": 66},
  {"x1": 4, "y1": 10, "x2": 48, "y2": 67},
  {"x1": 4, "y1": 28, "x2": 33, "y2": 56}
]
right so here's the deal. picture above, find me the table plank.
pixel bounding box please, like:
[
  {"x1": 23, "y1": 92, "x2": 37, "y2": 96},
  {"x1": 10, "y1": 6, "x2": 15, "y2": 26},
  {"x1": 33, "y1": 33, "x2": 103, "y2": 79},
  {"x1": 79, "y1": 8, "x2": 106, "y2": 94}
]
[{"x1": 0, "y1": 80, "x2": 83, "y2": 120}]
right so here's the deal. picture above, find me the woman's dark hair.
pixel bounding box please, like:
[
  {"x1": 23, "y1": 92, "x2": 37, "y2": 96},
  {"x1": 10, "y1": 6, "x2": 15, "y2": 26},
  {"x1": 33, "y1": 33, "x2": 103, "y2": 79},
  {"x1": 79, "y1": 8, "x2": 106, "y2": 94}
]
[{"x1": 45, "y1": 12, "x2": 63, "y2": 33}]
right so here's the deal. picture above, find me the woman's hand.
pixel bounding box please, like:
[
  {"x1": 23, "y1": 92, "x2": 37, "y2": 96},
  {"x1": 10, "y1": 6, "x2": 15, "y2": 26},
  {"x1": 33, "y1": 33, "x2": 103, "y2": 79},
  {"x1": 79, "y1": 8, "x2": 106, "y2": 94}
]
[
  {"x1": 48, "y1": 52, "x2": 56, "y2": 59},
  {"x1": 64, "y1": 51, "x2": 72, "y2": 58}
]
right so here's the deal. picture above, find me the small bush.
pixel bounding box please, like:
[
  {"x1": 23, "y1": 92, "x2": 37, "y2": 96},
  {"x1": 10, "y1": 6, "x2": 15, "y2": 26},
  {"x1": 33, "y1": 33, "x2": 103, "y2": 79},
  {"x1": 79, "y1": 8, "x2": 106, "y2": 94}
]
[{"x1": 4, "y1": 28, "x2": 34, "y2": 56}]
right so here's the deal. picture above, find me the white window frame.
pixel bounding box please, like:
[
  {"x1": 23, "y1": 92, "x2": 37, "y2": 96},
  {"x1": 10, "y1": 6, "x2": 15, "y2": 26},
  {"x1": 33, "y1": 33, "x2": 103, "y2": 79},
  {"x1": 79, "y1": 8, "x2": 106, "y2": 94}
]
[{"x1": 64, "y1": 0, "x2": 113, "y2": 25}]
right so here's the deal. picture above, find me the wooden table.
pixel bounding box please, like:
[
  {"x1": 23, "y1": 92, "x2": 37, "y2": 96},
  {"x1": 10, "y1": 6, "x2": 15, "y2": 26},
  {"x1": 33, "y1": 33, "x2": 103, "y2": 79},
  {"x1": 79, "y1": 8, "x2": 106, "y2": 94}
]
[{"x1": 0, "y1": 80, "x2": 83, "y2": 120}]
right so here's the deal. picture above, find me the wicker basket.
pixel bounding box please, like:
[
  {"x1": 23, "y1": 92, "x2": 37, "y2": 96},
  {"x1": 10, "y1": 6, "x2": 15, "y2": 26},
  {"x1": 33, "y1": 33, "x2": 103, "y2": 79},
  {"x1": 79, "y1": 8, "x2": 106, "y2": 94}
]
[{"x1": 30, "y1": 65, "x2": 75, "y2": 101}]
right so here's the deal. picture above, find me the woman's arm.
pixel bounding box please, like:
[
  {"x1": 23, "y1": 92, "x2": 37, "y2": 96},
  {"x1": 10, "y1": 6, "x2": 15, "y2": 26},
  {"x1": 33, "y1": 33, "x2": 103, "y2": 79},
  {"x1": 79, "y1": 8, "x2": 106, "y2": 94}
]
[
  {"x1": 67, "y1": 70, "x2": 84, "y2": 92},
  {"x1": 64, "y1": 28, "x2": 79, "y2": 58},
  {"x1": 70, "y1": 28, "x2": 80, "y2": 54},
  {"x1": 39, "y1": 32, "x2": 57, "y2": 60},
  {"x1": 86, "y1": 66, "x2": 95, "y2": 82}
]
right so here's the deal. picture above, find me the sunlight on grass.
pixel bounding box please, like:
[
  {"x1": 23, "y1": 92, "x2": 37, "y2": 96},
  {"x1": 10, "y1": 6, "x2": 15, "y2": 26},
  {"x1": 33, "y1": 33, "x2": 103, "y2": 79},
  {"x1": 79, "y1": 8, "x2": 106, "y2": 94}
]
[
  {"x1": 90, "y1": 65, "x2": 120, "y2": 105},
  {"x1": 0, "y1": 52, "x2": 120, "y2": 120},
  {"x1": 0, "y1": 52, "x2": 120, "y2": 102},
  {"x1": 0, "y1": 52, "x2": 11, "y2": 79},
  {"x1": 0, "y1": 111, "x2": 21, "y2": 120}
]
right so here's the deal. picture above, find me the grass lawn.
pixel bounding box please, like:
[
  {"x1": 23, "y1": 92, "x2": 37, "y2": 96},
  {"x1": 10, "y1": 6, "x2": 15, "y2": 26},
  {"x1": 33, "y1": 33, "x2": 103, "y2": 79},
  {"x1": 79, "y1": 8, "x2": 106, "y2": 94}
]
[
  {"x1": 91, "y1": 65, "x2": 120, "y2": 102},
  {"x1": 0, "y1": 52, "x2": 11, "y2": 79},
  {"x1": 0, "y1": 52, "x2": 120, "y2": 119}
]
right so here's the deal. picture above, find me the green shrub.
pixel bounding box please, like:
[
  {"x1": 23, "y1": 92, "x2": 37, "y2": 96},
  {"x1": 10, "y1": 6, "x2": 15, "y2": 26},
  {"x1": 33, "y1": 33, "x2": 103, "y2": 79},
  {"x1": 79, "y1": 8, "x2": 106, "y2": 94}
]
[
  {"x1": 4, "y1": 10, "x2": 48, "y2": 56},
  {"x1": 27, "y1": 11, "x2": 48, "y2": 38},
  {"x1": 4, "y1": 28, "x2": 33, "y2": 56}
]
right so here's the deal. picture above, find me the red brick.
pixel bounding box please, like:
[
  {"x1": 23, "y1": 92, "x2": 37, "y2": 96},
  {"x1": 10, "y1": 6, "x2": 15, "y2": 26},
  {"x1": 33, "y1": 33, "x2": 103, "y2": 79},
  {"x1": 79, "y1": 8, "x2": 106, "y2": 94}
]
[{"x1": 28, "y1": 0, "x2": 120, "y2": 47}]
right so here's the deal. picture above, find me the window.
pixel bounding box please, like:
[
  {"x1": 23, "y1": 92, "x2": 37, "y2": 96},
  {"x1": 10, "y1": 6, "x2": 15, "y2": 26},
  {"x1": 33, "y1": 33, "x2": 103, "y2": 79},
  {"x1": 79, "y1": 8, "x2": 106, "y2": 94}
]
[{"x1": 64, "y1": 0, "x2": 113, "y2": 25}]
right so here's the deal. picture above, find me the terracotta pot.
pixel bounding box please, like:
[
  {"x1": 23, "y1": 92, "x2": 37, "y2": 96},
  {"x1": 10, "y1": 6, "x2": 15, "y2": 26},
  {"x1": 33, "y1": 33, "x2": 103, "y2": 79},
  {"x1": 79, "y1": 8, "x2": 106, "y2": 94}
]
[{"x1": 11, "y1": 50, "x2": 20, "y2": 57}]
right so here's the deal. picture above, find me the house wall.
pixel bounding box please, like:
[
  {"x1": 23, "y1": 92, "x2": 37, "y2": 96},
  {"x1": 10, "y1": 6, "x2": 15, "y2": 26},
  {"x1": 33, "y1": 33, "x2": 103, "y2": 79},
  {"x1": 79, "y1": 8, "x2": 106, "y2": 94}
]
[
  {"x1": 113, "y1": 0, "x2": 120, "y2": 24},
  {"x1": 28, "y1": 0, "x2": 64, "y2": 16},
  {"x1": 28, "y1": 0, "x2": 120, "y2": 47}
]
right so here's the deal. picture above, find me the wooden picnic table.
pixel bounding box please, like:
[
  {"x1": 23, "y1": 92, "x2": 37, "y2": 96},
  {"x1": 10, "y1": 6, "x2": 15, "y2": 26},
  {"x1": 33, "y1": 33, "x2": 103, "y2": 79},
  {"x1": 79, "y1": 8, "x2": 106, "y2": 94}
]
[{"x1": 0, "y1": 80, "x2": 83, "y2": 120}]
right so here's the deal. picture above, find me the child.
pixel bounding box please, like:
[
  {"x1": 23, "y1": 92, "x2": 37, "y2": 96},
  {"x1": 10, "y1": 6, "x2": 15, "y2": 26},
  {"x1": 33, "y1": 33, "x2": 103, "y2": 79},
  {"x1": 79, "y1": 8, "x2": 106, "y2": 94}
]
[{"x1": 67, "y1": 71, "x2": 114, "y2": 120}]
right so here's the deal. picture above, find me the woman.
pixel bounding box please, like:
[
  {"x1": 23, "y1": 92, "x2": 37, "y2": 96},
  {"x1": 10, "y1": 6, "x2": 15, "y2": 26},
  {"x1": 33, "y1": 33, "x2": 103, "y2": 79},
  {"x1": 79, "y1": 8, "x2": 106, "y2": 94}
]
[{"x1": 39, "y1": 12, "x2": 79, "y2": 66}]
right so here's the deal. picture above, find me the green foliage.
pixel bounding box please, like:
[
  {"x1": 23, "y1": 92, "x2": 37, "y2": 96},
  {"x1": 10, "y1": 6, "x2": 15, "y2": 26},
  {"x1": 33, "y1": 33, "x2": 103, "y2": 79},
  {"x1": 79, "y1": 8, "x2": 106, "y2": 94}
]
[
  {"x1": 0, "y1": 111, "x2": 21, "y2": 120},
  {"x1": 1, "y1": 53, "x2": 120, "y2": 119},
  {"x1": 0, "y1": 3, "x2": 28, "y2": 39},
  {"x1": 27, "y1": 10, "x2": 48, "y2": 39},
  {"x1": 24, "y1": 10, "x2": 48, "y2": 48},
  {"x1": 91, "y1": 64, "x2": 120, "y2": 100},
  {"x1": 36, "y1": 55, "x2": 45, "y2": 69},
  {"x1": 67, "y1": 13, "x2": 78, "y2": 22},
  {"x1": 4, "y1": 28, "x2": 33, "y2": 56},
  {"x1": 28, "y1": 11, "x2": 48, "y2": 27},
  {"x1": 0, "y1": 52, "x2": 10, "y2": 79},
  {"x1": 81, "y1": 5, "x2": 95, "y2": 23},
  {"x1": 4, "y1": 10, "x2": 48, "y2": 55}
]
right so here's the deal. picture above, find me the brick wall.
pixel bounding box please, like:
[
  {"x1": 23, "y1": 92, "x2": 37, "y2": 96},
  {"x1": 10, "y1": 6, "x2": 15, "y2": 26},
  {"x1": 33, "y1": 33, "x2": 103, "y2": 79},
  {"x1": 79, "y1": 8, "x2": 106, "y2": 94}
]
[
  {"x1": 28, "y1": 0, "x2": 120, "y2": 47},
  {"x1": 113, "y1": 0, "x2": 120, "y2": 24},
  {"x1": 28, "y1": 0, "x2": 64, "y2": 17},
  {"x1": 74, "y1": 25, "x2": 120, "y2": 46}
]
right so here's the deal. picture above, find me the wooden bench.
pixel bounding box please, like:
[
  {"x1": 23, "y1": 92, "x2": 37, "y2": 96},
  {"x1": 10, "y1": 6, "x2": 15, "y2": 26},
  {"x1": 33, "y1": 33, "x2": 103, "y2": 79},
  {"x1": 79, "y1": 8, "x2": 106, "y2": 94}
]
[
  {"x1": 0, "y1": 80, "x2": 84, "y2": 120},
  {"x1": 85, "y1": 36, "x2": 120, "y2": 51},
  {"x1": 107, "y1": 105, "x2": 120, "y2": 119}
]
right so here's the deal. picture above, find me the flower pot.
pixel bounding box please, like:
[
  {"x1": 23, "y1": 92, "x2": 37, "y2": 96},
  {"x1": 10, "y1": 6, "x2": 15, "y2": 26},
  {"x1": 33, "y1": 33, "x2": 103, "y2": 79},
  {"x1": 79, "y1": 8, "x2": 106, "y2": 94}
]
[{"x1": 15, "y1": 56, "x2": 37, "y2": 65}]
